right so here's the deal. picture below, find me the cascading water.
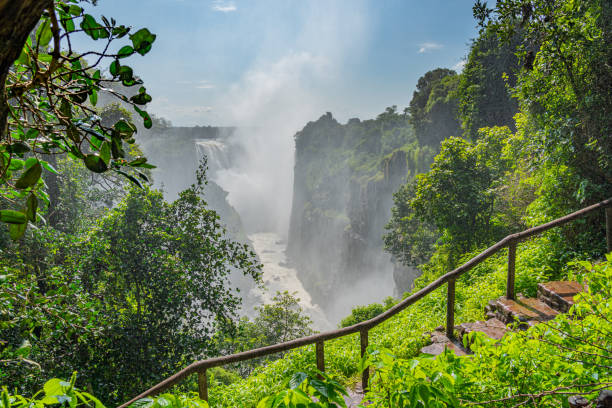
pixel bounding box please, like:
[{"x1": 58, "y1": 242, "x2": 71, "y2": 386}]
[
  {"x1": 195, "y1": 139, "x2": 232, "y2": 176},
  {"x1": 195, "y1": 137, "x2": 331, "y2": 331}
]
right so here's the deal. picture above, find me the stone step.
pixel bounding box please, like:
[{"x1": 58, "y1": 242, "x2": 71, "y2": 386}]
[
  {"x1": 420, "y1": 328, "x2": 468, "y2": 356},
  {"x1": 344, "y1": 382, "x2": 364, "y2": 407},
  {"x1": 537, "y1": 281, "x2": 583, "y2": 313},
  {"x1": 485, "y1": 296, "x2": 559, "y2": 326},
  {"x1": 456, "y1": 318, "x2": 507, "y2": 347}
]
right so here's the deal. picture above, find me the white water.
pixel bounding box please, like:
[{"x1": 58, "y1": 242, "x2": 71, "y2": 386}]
[
  {"x1": 194, "y1": 139, "x2": 331, "y2": 330},
  {"x1": 247, "y1": 232, "x2": 332, "y2": 331},
  {"x1": 195, "y1": 139, "x2": 231, "y2": 175}
]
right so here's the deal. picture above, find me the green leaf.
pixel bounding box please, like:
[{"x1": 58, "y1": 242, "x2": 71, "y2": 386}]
[
  {"x1": 128, "y1": 157, "x2": 147, "y2": 166},
  {"x1": 116, "y1": 170, "x2": 143, "y2": 188},
  {"x1": 110, "y1": 60, "x2": 120, "y2": 76},
  {"x1": 308, "y1": 379, "x2": 330, "y2": 398},
  {"x1": 133, "y1": 106, "x2": 152, "y2": 129},
  {"x1": 117, "y1": 45, "x2": 135, "y2": 59},
  {"x1": 36, "y1": 19, "x2": 53, "y2": 48},
  {"x1": 114, "y1": 120, "x2": 136, "y2": 137},
  {"x1": 84, "y1": 154, "x2": 108, "y2": 173},
  {"x1": 89, "y1": 88, "x2": 98, "y2": 106},
  {"x1": 26, "y1": 194, "x2": 38, "y2": 222},
  {"x1": 9, "y1": 223, "x2": 27, "y2": 240},
  {"x1": 289, "y1": 372, "x2": 308, "y2": 389},
  {"x1": 8, "y1": 159, "x2": 24, "y2": 171},
  {"x1": 25, "y1": 128, "x2": 39, "y2": 140},
  {"x1": 58, "y1": 9, "x2": 76, "y2": 32},
  {"x1": 112, "y1": 25, "x2": 130, "y2": 38},
  {"x1": 15, "y1": 161, "x2": 42, "y2": 189},
  {"x1": 117, "y1": 65, "x2": 138, "y2": 86},
  {"x1": 44, "y1": 378, "x2": 71, "y2": 397},
  {"x1": 68, "y1": 5, "x2": 82, "y2": 16},
  {"x1": 16, "y1": 340, "x2": 31, "y2": 357},
  {"x1": 80, "y1": 14, "x2": 109, "y2": 40},
  {"x1": 24, "y1": 157, "x2": 38, "y2": 169},
  {"x1": 100, "y1": 142, "x2": 111, "y2": 165},
  {"x1": 130, "y1": 28, "x2": 156, "y2": 55},
  {"x1": 130, "y1": 92, "x2": 152, "y2": 105},
  {"x1": 6, "y1": 142, "x2": 31, "y2": 154},
  {"x1": 111, "y1": 136, "x2": 126, "y2": 159},
  {"x1": 0, "y1": 210, "x2": 27, "y2": 224}
]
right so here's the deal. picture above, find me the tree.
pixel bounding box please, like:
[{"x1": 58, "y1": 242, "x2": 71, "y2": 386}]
[
  {"x1": 213, "y1": 291, "x2": 314, "y2": 377},
  {"x1": 77, "y1": 163, "x2": 262, "y2": 403},
  {"x1": 474, "y1": 0, "x2": 612, "y2": 201},
  {"x1": 383, "y1": 182, "x2": 438, "y2": 268},
  {"x1": 457, "y1": 25, "x2": 521, "y2": 140},
  {"x1": 411, "y1": 127, "x2": 512, "y2": 264},
  {"x1": 407, "y1": 69, "x2": 462, "y2": 147},
  {"x1": 0, "y1": 0, "x2": 157, "y2": 238}
]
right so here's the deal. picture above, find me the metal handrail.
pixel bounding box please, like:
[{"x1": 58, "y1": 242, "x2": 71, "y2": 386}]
[{"x1": 120, "y1": 197, "x2": 612, "y2": 407}]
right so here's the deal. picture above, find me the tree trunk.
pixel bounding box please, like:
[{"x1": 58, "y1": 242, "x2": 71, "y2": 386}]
[{"x1": 0, "y1": 0, "x2": 49, "y2": 139}]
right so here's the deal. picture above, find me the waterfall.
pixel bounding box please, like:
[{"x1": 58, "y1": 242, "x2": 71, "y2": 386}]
[
  {"x1": 195, "y1": 139, "x2": 231, "y2": 176},
  {"x1": 191, "y1": 137, "x2": 330, "y2": 329}
]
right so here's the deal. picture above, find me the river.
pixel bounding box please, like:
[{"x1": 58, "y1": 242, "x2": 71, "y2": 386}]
[{"x1": 247, "y1": 232, "x2": 332, "y2": 331}]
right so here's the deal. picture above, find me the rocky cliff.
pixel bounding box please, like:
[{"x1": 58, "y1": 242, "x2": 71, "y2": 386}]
[{"x1": 287, "y1": 111, "x2": 433, "y2": 314}]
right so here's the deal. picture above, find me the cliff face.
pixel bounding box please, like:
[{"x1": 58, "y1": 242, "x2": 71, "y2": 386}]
[{"x1": 287, "y1": 111, "x2": 432, "y2": 312}]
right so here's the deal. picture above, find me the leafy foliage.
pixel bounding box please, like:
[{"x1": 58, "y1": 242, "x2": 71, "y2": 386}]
[
  {"x1": 1, "y1": 374, "x2": 104, "y2": 408},
  {"x1": 0, "y1": 161, "x2": 262, "y2": 405},
  {"x1": 76, "y1": 162, "x2": 261, "y2": 402},
  {"x1": 457, "y1": 25, "x2": 520, "y2": 140},
  {"x1": 362, "y1": 254, "x2": 612, "y2": 407},
  {"x1": 129, "y1": 393, "x2": 209, "y2": 408},
  {"x1": 1, "y1": 0, "x2": 157, "y2": 236},
  {"x1": 213, "y1": 291, "x2": 314, "y2": 377},
  {"x1": 481, "y1": 0, "x2": 612, "y2": 201},
  {"x1": 407, "y1": 69, "x2": 462, "y2": 147},
  {"x1": 383, "y1": 182, "x2": 438, "y2": 267},
  {"x1": 340, "y1": 297, "x2": 395, "y2": 328},
  {"x1": 256, "y1": 371, "x2": 348, "y2": 408}
]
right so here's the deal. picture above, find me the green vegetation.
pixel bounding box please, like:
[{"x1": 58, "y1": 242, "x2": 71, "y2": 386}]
[
  {"x1": 288, "y1": 108, "x2": 436, "y2": 305},
  {"x1": 0, "y1": 0, "x2": 158, "y2": 238},
  {"x1": 2, "y1": 0, "x2": 611, "y2": 407},
  {"x1": 0, "y1": 160, "x2": 262, "y2": 404}
]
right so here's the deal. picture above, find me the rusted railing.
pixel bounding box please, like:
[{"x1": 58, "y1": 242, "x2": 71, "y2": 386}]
[{"x1": 120, "y1": 197, "x2": 612, "y2": 407}]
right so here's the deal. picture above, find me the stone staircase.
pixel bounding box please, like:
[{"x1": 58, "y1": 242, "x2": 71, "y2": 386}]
[
  {"x1": 421, "y1": 281, "x2": 584, "y2": 356},
  {"x1": 343, "y1": 281, "x2": 584, "y2": 406}
]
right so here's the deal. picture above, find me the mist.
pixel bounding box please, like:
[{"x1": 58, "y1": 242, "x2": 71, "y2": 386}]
[{"x1": 135, "y1": 1, "x2": 408, "y2": 327}]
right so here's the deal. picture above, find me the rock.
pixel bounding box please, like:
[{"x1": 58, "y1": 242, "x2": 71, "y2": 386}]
[
  {"x1": 537, "y1": 281, "x2": 583, "y2": 313},
  {"x1": 569, "y1": 395, "x2": 589, "y2": 407},
  {"x1": 597, "y1": 390, "x2": 612, "y2": 408}
]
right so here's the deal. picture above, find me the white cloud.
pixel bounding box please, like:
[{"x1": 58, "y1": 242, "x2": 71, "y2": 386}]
[
  {"x1": 196, "y1": 80, "x2": 215, "y2": 89},
  {"x1": 175, "y1": 79, "x2": 215, "y2": 89},
  {"x1": 452, "y1": 60, "x2": 466, "y2": 72},
  {"x1": 211, "y1": 0, "x2": 236, "y2": 12},
  {"x1": 148, "y1": 96, "x2": 213, "y2": 119},
  {"x1": 418, "y1": 42, "x2": 443, "y2": 54}
]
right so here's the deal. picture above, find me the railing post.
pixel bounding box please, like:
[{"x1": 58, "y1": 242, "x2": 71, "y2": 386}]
[
  {"x1": 360, "y1": 329, "x2": 369, "y2": 391},
  {"x1": 446, "y1": 278, "x2": 456, "y2": 339},
  {"x1": 198, "y1": 369, "x2": 208, "y2": 402},
  {"x1": 315, "y1": 340, "x2": 325, "y2": 376},
  {"x1": 506, "y1": 241, "x2": 517, "y2": 300},
  {"x1": 606, "y1": 206, "x2": 612, "y2": 253}
]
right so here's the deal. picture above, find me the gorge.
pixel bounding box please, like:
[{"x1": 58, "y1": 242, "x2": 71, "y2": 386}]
[{"x1": 136, "y1": 108, "x2": 432, "y2": 326}]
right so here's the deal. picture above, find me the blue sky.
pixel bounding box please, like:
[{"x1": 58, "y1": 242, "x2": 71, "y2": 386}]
[{"x1": 78, "y1": 0, "x2": 479, "y2": 126}]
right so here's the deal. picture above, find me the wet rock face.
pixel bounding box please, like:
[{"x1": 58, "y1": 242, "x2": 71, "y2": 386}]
[
  {"x1": 392, "y1": 262, "x2": 419, "y2": 297},
  {"x1": 286, "y1": 114, "x2": 416, "y2": 313}
]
